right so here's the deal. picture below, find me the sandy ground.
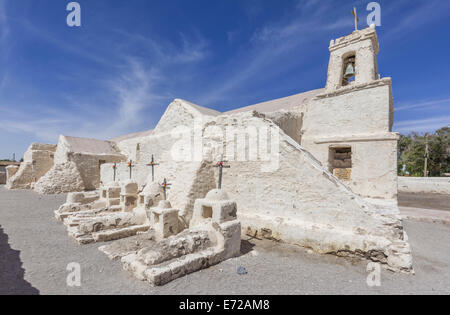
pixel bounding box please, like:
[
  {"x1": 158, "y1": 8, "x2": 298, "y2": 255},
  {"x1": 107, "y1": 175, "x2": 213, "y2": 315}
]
[
  {"x1": 0, "y1": 185, "x2": 449, "y2": 295},
  {"x1": 398, "y1": 192, "x2": 450, "y2": 211}
]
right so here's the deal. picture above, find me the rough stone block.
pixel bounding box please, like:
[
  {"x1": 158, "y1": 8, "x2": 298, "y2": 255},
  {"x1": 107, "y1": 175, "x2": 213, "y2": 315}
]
[
  {"x1": 152, "y1": 207, "x2": 180, "y2": 239},
  {"x1": 191, "y1": 189, "x2": 237, "y2": 227},
  {"x1": 121, "y1": 195, "x2": 137, "y2": 212},
  {"x1": 5, "y1": 165, "x2": 19, "y2": 181}
]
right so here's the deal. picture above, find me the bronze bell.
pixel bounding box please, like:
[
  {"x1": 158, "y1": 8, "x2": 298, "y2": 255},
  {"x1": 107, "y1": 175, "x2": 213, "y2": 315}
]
[{"x1": 344, "y1": 63, "x2": 355, "y2": 79}]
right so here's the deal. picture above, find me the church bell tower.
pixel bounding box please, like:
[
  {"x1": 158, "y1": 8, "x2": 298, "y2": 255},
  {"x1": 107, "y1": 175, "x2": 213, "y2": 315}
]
[{"x1": 325, "y1": 24, "x2": 380, "y2": 92}]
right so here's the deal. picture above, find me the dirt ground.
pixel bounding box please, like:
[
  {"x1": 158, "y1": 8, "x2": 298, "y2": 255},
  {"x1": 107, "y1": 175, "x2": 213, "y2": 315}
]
[
  {"x1": 398, "y1": 192, "x2": 450, "y2": 211},
  {"x1": 0, "y1": 186, "x2": 449, "y2": 295}
]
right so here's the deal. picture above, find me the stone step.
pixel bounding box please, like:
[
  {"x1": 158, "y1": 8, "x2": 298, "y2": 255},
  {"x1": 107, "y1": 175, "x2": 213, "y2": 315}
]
[
  {"x1": 92, "y1": 224, "x2": 150, "y2": 243},
  {"x1": 143, "y1": 248, "x2": 220, "y2": 286}
]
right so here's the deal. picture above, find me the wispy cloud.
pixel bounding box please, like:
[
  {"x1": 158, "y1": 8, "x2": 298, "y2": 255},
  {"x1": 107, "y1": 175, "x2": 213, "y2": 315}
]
[
  {"x1": 0, "y1": 118, "x2": 72, "y2": 142},
  {"x1": 13, "y1": 17, "x2": 116, "y2": 68},
  {"x1": 1, "y1": 0, "x2": 449, "y2": 158},
  {"x1": 197, "y1": 1, "x2": 350, "y2": 106},
  {"x1": 394, "y1": 116, "x2": 450, "y2": 133},
  {"x1": 113, "y1": 29, "x2": 209, "y2": 65},
  {"x1": 383, "y1": 0, "x2": 450, "y2": 41},
  {"x1": 103, "y1": 58, "x2": 163, "y2": 137},
  {"x1": 0, "y1": 25, "x2": 209, "y2": 144},
  {"x1": 0, "y1": 57, "x2": 179, "y2": 142},
  {"x1": 396, "y1": 98, "x2": 450, "y2": 112},
  {"x1": 250, "y1": 2, "x2": 348, "y2": 44}
]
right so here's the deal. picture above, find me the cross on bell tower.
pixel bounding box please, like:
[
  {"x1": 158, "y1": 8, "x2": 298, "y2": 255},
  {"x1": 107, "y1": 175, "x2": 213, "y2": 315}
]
[
  {"x1": 352, "y1": 7, "x2": 359, "y2": 32},
  {"x1": 213, "y1": 156, "x2": 230, "y2": 189}
]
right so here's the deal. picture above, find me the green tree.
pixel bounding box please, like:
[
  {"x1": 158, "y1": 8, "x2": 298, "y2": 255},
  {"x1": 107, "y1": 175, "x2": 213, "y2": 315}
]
[
  {"x1": 398, "y1": 127, "x2": 450, "y2": 177},
  {"x1": 429, "y1": 127, "x2": 450, "y2": 176}
]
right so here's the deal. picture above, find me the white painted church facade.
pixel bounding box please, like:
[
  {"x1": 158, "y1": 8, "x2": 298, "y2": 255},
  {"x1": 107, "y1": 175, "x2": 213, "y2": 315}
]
[{"x1": 7, "y1": 26, "x2": 413, "y2": 277}]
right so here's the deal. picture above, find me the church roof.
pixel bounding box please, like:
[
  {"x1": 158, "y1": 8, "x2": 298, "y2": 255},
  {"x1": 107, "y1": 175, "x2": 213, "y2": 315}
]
[
  {"x1": 110, "y1": 129, "x2": 154, "y2": 143},
  {"x1": 225, "y1": 88, "x2": 324, "y2": 114},
  {"x1": 63, "y1": 136, "x2": 123, "y2": 156},
  {"x1": 111, "y1": 88, "x2": 323, "y2": 143},
  {"x1": 176, "y1": 99, "x2": 221, "y2": 117}
]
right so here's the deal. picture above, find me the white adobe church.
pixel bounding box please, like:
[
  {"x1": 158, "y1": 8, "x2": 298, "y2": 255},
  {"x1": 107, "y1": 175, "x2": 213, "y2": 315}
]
[
  {"x1": 6, "y1": 25, "x2": 413, "y2": 282},
  {"x1": 107, "y1": 24, "x2": 397, "y2": 202}
]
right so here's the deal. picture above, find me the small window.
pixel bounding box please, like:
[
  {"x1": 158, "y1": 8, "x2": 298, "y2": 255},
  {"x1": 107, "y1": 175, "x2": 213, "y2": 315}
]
[
  {"x1": 202, "y1": 206, "x2": 213, "y2": 219},
  {"x1": 153, "y1": 213, "x2": 160, "y2": 224},
  {"x1": 329, "y1": 147, "x2": 352, "y2": 181}
]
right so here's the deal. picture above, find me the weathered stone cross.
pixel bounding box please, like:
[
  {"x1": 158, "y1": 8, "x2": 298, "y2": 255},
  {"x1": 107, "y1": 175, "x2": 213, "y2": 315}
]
[
  {"x1": 146, "y1": 155, "x2": 160, "y2": 182},
  {"x1": 112, "y1": 163, "x2": 117, "y2": 182},
  {"x1": 214, "y1": 156, "x2": 230, "y2": 189},
  {"x1": 128, "y1": 160, "x2": 134, "y2": 179},
  {"x1": 160, "y1": 178, "x2": 171, "y2": 200}
]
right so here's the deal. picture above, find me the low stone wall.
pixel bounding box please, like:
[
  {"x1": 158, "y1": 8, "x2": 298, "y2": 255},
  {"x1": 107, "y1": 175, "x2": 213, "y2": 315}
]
[
  {"x1": 0, "y1": 172, "x2": 5, "y2": 185},
  {"x1": 6, "y1": 165, "x2": 19, "y2": 181},
  {"x1": 398, "y1": 177, "x2": 450, "y2": 194}
]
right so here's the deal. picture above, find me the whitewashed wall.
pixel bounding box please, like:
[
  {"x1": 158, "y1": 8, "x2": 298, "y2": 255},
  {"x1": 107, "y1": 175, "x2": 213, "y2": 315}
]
[{"x1": 398, "y1": 177, "x2": 450, "y2": 194}]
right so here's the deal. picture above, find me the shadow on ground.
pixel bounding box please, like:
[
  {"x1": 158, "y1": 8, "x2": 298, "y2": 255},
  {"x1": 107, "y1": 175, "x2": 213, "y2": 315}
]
[
  {"x1": 0, "y1": 225, "x2": 39, "y2": 295},
  {"x1": 240, "y1": 239, "x2": 256, "y2": 256}
]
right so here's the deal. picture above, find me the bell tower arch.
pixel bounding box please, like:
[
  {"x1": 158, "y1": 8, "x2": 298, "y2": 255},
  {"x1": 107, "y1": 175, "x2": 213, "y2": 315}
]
[{"x1": 325, "y1": 24, "x2": 379, "y2": 91}]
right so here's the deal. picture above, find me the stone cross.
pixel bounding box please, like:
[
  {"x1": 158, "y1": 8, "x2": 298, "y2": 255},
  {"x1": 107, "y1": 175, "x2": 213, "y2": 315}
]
[
  {"x1": 160, "y1": 178, "x2": 171, "y2": 201},
  {"x1": 112, "y1": 163, "x2": 117, "y2": 182},
  {"x1": 128, "y1": 160, "x2": 134, "y2": 179},
  {"x1": 352, "y1": 7, "x2": 359, "y2": 31},
  {"x1": 146, "y1": 155, "x2": 160, "y2": 182},
  {"x1": 213, "y1": 156, "x2": 230, "y2": 189}
]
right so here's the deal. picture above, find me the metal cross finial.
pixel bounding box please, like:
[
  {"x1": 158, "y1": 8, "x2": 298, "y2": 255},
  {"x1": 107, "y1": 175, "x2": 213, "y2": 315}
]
[
  {"x1": 160, "y1": 178, "x2": 172, "y2": 201},
  {"x1": 128, "y1": 160, "x2": 134, "y2": 179},
  {"x1": 112, "y1": 163, "x2": 117, "y2": 182},
  {"x1": 213, "y1": 155, "x2": 230, "y2": 189},
  {"x1": 352, "y1": 7, "x2": 359, "y2": 31},
  {"x1": 146, "y1": 155, "x2": 160, "y2": 182}
]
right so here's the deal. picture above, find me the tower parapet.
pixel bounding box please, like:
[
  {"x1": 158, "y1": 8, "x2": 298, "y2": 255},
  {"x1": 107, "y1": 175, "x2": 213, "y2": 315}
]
[{"x1": 326, "y1": 25, "x2": 380, "y2": 92}]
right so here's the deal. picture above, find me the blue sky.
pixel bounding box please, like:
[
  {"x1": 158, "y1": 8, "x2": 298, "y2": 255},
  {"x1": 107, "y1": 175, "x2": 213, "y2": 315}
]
[{"x1": 0, "y1": 0, "x2": 449, "y2": 159}]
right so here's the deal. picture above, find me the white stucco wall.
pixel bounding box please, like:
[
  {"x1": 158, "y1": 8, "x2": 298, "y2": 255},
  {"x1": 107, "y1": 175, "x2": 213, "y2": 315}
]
[
  {"x1": 300, "y1": 81, "x2": 398, "y2": 200},
  {"x1": 101, "y1": 103, "x2": 412, "y2": 271},
  {"x1": 398, "y1": 177, "x2": 450, "y2": 194},
  {"x1": 302, "y1": 138, "x2": 398, "y2": 200},
  {"x1": 303, "y1": 83, "x2": 392, "y2": 136},
  {"x1": 35, "y1": 135, "x2": 127, "y2": 194},
  {"x1": 6, "y1": 143, "x2": 56, "y2": 189},
  {"x1": 115, "y1": 99, "x2": 218, "y2": 164}
]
